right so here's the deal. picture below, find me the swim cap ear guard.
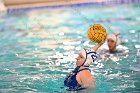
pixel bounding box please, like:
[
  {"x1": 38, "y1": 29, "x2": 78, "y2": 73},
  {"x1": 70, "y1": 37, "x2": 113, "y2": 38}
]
[{"x1": 79, "y1": 48, "x2": 98, "y2": 67}]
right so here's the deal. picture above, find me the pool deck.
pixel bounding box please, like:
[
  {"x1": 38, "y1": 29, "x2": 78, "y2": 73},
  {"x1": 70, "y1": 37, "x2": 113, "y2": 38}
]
[
  {"x1": 4, "y1": 0, "x2": 140, "y2": 9},
  {"x1": 4, "y1": 0, "x2": 110, "y2": 9}
]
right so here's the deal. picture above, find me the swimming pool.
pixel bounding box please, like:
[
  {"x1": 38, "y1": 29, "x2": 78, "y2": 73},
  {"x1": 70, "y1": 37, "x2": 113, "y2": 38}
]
[{"x1": 0, "y1": 3, "x2": 140, "y2": 93}]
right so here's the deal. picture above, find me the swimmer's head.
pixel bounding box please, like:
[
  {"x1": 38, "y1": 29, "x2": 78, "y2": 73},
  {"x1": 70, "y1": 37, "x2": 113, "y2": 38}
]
[
  {"x1": 76, "y1": 48, "x2": 98, "y2": 67},
  {"x1": 107, "y1": 33, "x2": 121, "y2": 52}
]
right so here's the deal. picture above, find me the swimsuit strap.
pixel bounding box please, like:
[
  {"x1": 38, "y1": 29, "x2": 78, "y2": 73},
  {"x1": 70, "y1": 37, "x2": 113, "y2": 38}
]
[
  {"x1": 73, "y1": 66, "x2": 91, "y2": 74},
  {"x1": 73, "y1": 66, "x2": 80, "y2": 73},
  {"x1": 77, "y1": 68, "x2": 90, "y2": 73}
]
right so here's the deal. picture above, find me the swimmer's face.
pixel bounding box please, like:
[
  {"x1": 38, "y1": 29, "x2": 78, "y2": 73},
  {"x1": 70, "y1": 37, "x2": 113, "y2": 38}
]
[
  {"x1": 76, "y1": 53, "x2": 85, "y2": 66},
  {"x1": 107, "y1": 38, "x2": 116, "y2": 50}
]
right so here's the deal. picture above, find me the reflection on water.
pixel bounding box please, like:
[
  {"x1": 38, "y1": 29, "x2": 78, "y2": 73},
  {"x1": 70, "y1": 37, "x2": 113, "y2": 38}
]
[{"x1": 0, "y1": 3, "x2": 140, "y2": 93}]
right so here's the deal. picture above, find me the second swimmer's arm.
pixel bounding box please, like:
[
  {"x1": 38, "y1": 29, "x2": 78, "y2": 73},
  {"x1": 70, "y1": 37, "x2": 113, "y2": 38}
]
[
  {"x1": 91, "y1": 37, "x2": 106, "y2": 51},
  {"x1": 91, "y1": 43, "x2": 102, "y2": 51}
]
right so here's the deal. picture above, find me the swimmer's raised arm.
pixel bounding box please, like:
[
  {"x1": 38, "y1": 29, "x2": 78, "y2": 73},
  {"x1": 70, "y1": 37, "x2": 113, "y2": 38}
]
[
  {"x1": 91, "y1": 37, "x2": 106, "y2": 51},
  {"x1": 91, "y1": 43, "x2": 103, "y2": 51}
]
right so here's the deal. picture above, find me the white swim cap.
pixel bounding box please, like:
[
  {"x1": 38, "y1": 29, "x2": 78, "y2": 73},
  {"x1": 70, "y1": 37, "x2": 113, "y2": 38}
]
[
  {"x1": 107, "y1": 33, "x2": 121, "y2": 45},
  {"x1": 79, "y1": 48, "x2": 98, "y2": 67}
]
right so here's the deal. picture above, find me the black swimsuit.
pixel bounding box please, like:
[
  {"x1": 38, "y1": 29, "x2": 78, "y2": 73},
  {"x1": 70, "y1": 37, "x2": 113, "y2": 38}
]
[
  {"x1": 64, "y1": 66, "x2": 90, "y2": 91},
  {"x1": 64, "y1": 48, "x2": 97, "y2": 91}
]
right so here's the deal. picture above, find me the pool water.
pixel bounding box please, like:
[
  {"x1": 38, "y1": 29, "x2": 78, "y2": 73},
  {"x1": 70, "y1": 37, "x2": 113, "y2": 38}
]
[{"x1": 0, "y1": 3, "x2": 140, "y2": 93}]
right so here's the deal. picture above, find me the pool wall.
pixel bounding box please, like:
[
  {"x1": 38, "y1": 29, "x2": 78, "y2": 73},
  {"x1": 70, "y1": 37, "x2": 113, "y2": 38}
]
[
  {"x1": 2, "y1": 0, "x2": 140, "y2": 15},
  {"x1": 4, "y1": 0, "x2": 140, "y2": 9}
]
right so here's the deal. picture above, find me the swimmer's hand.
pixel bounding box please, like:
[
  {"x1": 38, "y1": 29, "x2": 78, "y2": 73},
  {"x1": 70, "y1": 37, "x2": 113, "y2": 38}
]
[{"x1": 99, "y1": 34, "x2": 107, "y2": 45}]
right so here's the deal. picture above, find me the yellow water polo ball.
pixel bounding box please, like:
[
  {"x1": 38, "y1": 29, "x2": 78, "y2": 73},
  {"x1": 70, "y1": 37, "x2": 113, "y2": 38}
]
[{"x1": 87, "y1": 24, "x2": 107, "y2": 43}]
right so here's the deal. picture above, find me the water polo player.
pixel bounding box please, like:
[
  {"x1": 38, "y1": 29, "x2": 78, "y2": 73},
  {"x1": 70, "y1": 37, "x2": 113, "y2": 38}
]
[
  {"x1": 64, "y1": 24, "x2": 107, "y2": 91},
  {"x1": 97, "y1": 32, "x2": 129, "y2": 60},
  {"x1": 64, "y1": 38, "x2": 106, "y2": 91},
  {"x1": 107, "y1": 32, "x2": 121, "y2": 53}
]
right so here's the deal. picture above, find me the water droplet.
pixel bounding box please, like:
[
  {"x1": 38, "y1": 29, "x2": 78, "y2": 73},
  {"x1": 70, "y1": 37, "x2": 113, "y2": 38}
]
[
  {"x1": 135, "y1": 45, "x2": 140, "y2": 49},
  {"x1": 20, "y1": 64, "x2": 23, "y2": 66},
  {"x1": 129, "y1": 30, "x2": 135, "y2": 33},
  {"x1": 16, "y1": 53, "x2": 18, "y2": 56},
  {"x1": 59, "y1": 32, "x2": 64, "y2": 36},
  {"x1": 36, "y1": 63, "x2": 40, "y2": 66},
  {"x1": 35, "y1": 48, "x2": 38, "y2": 50}
]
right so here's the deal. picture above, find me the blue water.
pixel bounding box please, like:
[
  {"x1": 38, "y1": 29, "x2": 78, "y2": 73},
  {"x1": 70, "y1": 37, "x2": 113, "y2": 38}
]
[{"x1": 0, "y1": 3, "x2": 140, "y2": 93}]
